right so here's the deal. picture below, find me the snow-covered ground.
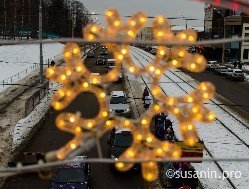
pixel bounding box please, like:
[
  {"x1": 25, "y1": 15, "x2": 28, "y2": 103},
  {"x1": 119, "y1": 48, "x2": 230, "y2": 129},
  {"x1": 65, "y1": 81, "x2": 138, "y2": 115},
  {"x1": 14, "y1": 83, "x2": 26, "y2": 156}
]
[
  {"x1": 0, "y1": 43, "x2": 65, "y2": 92},
  {"x1": 130, "y1": 46, "x2": 249, "y2": 189}
]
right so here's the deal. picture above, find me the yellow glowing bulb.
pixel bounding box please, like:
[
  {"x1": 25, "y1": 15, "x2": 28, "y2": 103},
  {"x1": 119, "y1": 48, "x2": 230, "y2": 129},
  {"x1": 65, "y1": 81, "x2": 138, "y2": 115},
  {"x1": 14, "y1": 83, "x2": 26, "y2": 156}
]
[
  {"x1": 54, "y1": 102, "x2": 61, "y2": 110},
  {"x1": 82, "y1": 82, "x2": 89, "y2": 88},
  {"x1": 149, "y1": 66, "x2": 155, "y2": 72},
  {"x1": 155, "y1": 69, "x2": 161, "y2": 75},
  {"x1": 73, "y1": 48, "x2": 79, "y2": 54},
  {"x1": 127, "y1": 149, "x2": 135, "y2": 157},
  {"x1": 168, "y1": 98, "x2": 175, "y2": 106},
  {"x1": 75, "y1": 127, "x2": 82, "y2": 133},
  {"x1": 114, "y1": 20, "x2": 120, "y2": 26},
  {"x1": 102, "y1": 111, "x2": 108, "y2": 117},
  {"x1": 64, "y1": 51, "x2": 71, "y2": 58},
  {"x1": 158, "y1": 16, "x2": 164, "y2": 23},
  {"x1": 69, "y1": 116, "x2": 75, "y2": 123},
  {"x1": 141, "y1": 119, "x2": 148, "y2": 125},
  {"x1": 117, "y1": 54, "x2": 124, "y2": 61},
  {"x1": 188, "y1": 35, "x2": 194, "y2": 41},
  {"x1": 76, "y1": 66, "x2": 83, "y2": 72},
  {"x1": 201, "y1": 83, "x2": 207, "y2": 91},
  {"x1": 129, "y1": 20, "x2": 136, "y2": 26},
  {"x1": 153, "y1": 104, "x2": 160, "y2": 111},
  {"x1": 192, "y1": 106, "x2": 198, "y2": 113},
  {"x1": 140, "y1": 17, "x2": 146, "y2": 23},
  {"x1": 121, "y1": 49, "x2": 127, "y2": 55},
  {"x1": 159, "y1": 50, "x2": 165, "y2": 56},
  {"x1": 178, "y1": 51, "x2": 185, "y2": 57},
  {"x1": 172, "y1": 149, "x2": 181, "y2": 158},
  {"x1": 156, "y1": 148, "x2": 163, "y2": 155},
  {"x1": 142, "y1": 162, "x2": 158, "y2": 182},
  {"x1": 186, "y1": 137, "x2": 196, "y2": 146},
  {"x1": 203, "y1": 92, "x2": 209, "y2": 99},
  {"x1": 48, "y1": 68, "x2": 54, "y2": 75},
  {"x1": 87, "y1": 122, "x2": 93, "y2": 128},
  {"x1": 129, "y1": 66, "x2": 135, "y2": 73},
  {"x1": 88, "y1": 34, "x2": 94, "y2": 40},
  {"x1": 146, "y1": 136, "x2": 153, "y2": 143},
  {"x1": 116, "y1": 162, "x2": 124, "y2": 169},
  {"x1": 187, "y1": 124, "x2": 194, "y2": 131},
  {"x1": 57, "y1": 120, "x2": 65, "y2": 127},
  {"x1": 152, "y1": 87, "x2": 159, "y2": 95},
  {"x1": 136, "y1": 134, "x2": 142, "y2": 141},
  {"x1": 66, "y1": 90, "x2": 72, "y2": 97},
  {"x1": 58, "y1": 89, "x2": 65, "y2": 97},
  {"x1": 106, "y1": 120, "x2": 112, "y2": 126},
  {"x1": 66, "y1": 70, "x2": 72, "y2": 76},
  {"x1": 57, "y1": 153, "x2": 64, "y2": 160},
  {"x1": 190, "y1": 63, "x2": 196, "y2": 69},
  {"x1": 100, "y1": 92, "x2": 106, "y2": 98},
  {"x1": 124, "y1": 120, "x2": 130, "y2": 126},
  {"x1": 91, "y1": 26, "x2": 97, "y2": 32},
  {"x1": 157, "y1": 31, "x2": 163, "y2": 37},
  {"x1": 92, "y1": 77, "x2": 98, "y2": 84},
  {"x1": 61, "y1": 75, "x2": 66, "y2": 81},
  {"x1": 181, "y1": 33, "x2": 187, "y2": 39},
  {"x1": 128, "y1": 30, "x2": 135, "y2": 37},
  {"x1": 208, "y1": 112, "x2": 216, "y2": 121},
  {"x1": 173, "y1": 107, "x2": 179, "y2": 114},
  {"x1": 187, "y1": 96, "x2": 193, "y2": 103},
  {"x1": 70, "y1": 143, "x2": 77, "y2": 149},
  {"x1": 106, "y1": 10, "x2": 113, "y2": 17},
  {"x1": 172, "y1": 60, "x2": 178, "y2": 66}
]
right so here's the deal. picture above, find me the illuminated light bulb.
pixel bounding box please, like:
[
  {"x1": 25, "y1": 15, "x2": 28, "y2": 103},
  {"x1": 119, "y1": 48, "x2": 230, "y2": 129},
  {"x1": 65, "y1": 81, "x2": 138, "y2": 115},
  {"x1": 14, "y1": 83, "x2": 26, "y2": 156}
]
[
  {"x1": 66, "y1": 90, "x2": 72, "y2": 97},
  {"x1": 56, "y1": 152, "x2": 64, "y2": 160},
  {"x1": 91, "y1": 26, "x2": 97, "y2": 32},
  {"x1": 188, "y1": 35, "x2": 195, "y2": 42},
  {"x1": 190, "y1": 63, "x2": 196, "y2": 70},
  {"x1": 157, "y1": 16, "x2": 164, "y2": 23},
  {"x1": 121, "y1": 49, "x2": 127, "y2": 55},
  {"x1": 192, "y1": 106, "x2": 199, "y2": 113},
  {"x1": 64, "y1": 51, "x2": 71, "y2": 58},
  {"x1": 124, "y1": 120, "x2": 130, "y2": 126},
  {"x1": 156, "y1": 148, "x2": 163, "y2": 155},
  {"x1": 102, "y1": 111, "x2": 108, "y2": 117},
  {"x1": 196, "y1": 113, "x2": 203, "y2": 120},
  {"x1": 129, "y1": 66, "x2": 135, "y2": 73},
  {"x1": 186, "y1": 136, "x2": 197, "y2": 146},
  {"x1": 178, "y1": 51, "x2": 185, "y2": 57},
  {"x1": 157, "y1": 31, "x2": 163, "y2": 37},
  {"x1": 172, "y1": 149, "x2": 181, "y2": 158},
  {"x1": 149, "y1": 66, "x2": 155, "y2": 72},
  {"x1": 140, "y1": 17, "x2": 146, "y2": 23},
  {"x1": 168, "y1": 98, "x2": 175, "y2": 106},
  {"x1": 187, "y1": 96, "x2": 193, "y2": 103},
  {"x1": 114, "y1": 20, "x2": 120, "y2": 26},
  {"x1": 105, "y1": 120, "x2": 112, "y2": 126},
  {"x1": 159, "y1": 50, "x2": 165, "y2": 56},
  {"x1": 54, "y1": 102, "x2": 61, "y2": 110},
  {"x1": 60, "y1": 75, "x2": 66, "y2": 81},
  {"x1": 127, "y1": 149, "x2": 135, "y2": 158},
  {"x1": 47, "y1": 68, "x2": 54, "y2": 75},
  {"x1": 88, "y1": 34, "x2": 94, "y2": 40},
  {"x1": 141, "y1": 119, "x2": 148, "y2": 125},
  {"x1": 87, "y1": 122, "x2": 93, "y2": 128},
  {"x1": 73, "y1": 48, "x2": 79, "y2": 54},
  {"x1": 142, "y1": 162, "x2": 159, "y2": 182},
  {"x1": 70, "y1": 143, "x2": 77, "y2": 149},
  {"x1": 152, "y1": 87, "x2": 159, "y2": 95},
  {"x1": 153, "y1": 104, "x2": 160, "y2": 111},
  {"x1": 171, "y1": 60, "x2": 178, "y2": 66},
  {"x1": 76, "y1": 65, "x2": 83, "y2": 72},
  {"x1": 92, "y1": 77, "x2": 98, "y2": 84},
  {"x1": 117, "y1": 54, "x2": 124, "y2": 61},
  {"x1": 200, "y1": 83, "x2": 207, "y2": 91},
  {"x1": 75, "y1": 127, "x2": 82, "y2": 133},
  {"x1": 66, "y1": 70, "x2": 72, "y2": 76},
  {"x1": 162, "y1": 143, "x2": 170, "y2": 151},
  {"x1": 82, "y1": 82, "x2": 89, "y2": 88},
  {"x1": 187, "y1": 124, "x2": 194, "y2": 131},
  {"x1": 127, "y1": 30, "x2": 135, "y2": 37},
  {"x1": 208, "y1": 112, "x2": 216, "y2": 121},
  {"x1": 203, "y1": 92, "x2": 209, "y2": 99},
  {"x1": 155, "y1": 69, "x2": 161, "y2": 75},
  {"x1": 135, "y1": 134, "x2": 142, "y2": 141},
  {"x1": 99, "y1": 92, "x2": 106, "y2": 98},
  {"x1": 58, "y1": 89, "x2": 65, "y2": 97},
  {"x1": 105, "y1": 10, "x2": 113, "y2": 17},
  {"x1": 173, "y1": 107, "x2": 180, "y2": 114},
  {"x1": 181, "y1": 33, "x2": 187, "y2": 39},
  {"x1": 129, "y1": 20, "x2": 136, "y2": 26},
  {"x1": 146, "y1": 136, "x2": 153, "y2": 143},
  {"x1": 69, "y1": 116, "x2": 75, "y2": 123},
  {"x1": 57, "y1": 120, "x2": 65, "y2": 127}
]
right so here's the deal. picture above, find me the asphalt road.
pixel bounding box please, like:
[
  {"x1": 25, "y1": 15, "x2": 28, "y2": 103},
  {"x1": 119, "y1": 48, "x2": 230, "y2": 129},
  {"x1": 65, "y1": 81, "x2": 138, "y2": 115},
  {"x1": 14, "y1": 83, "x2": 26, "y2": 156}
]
[
  {"x1": 187, "y1": 70, "x2": 249, "y2": 113},
  {"x1": 2, "y1": 47, "x2": 146, "y2": 189}
]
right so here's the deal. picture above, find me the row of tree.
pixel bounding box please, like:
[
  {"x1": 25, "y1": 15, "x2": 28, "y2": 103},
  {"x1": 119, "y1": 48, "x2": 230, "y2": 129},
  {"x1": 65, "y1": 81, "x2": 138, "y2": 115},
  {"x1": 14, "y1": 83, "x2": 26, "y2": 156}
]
[{"x1": 0, "y1": 0, "x2": 93, "y2": 39}]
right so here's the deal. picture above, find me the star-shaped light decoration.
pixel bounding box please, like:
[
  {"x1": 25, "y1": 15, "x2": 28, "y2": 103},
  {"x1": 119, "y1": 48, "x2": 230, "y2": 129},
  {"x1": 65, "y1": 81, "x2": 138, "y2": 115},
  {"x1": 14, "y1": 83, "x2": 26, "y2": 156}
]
[{"x1": 45, "y1": 8, "x2": 216, "y2": 182}]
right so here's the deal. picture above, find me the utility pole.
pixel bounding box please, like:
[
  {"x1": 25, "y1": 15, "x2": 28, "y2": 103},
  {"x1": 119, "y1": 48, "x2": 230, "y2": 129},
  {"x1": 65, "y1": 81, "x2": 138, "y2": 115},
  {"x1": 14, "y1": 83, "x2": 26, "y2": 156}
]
[
  {"x1": 3, "y1": 0, "x2": 7, "y2": 39},
  {"x1": 39, "y1": 0, "x2": 44, "y2": 83}
]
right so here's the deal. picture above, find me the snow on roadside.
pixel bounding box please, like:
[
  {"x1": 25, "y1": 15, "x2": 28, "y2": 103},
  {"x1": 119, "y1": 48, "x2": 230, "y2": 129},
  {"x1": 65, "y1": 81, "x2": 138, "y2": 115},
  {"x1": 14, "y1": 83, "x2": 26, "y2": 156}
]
[{"x1": 131, "y1": 46, "x2": 249, "y2": 189}]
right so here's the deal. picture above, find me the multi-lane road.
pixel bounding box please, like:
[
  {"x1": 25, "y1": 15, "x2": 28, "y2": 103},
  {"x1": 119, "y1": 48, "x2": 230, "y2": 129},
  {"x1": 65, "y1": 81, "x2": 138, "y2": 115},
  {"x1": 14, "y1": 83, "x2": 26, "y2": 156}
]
[{"x1": 2, "y1": 47, "x2": 146, "y2": 189}]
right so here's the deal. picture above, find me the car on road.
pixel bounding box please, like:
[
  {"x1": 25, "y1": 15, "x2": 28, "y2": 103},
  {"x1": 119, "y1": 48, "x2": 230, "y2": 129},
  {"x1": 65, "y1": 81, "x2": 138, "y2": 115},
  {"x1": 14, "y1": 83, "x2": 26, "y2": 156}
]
[
  {"x1": 150, "y1": 46, "x2": 158, "y2": 55},
  {"x1": 87, "y1": 51, "x2": 95, "y2": 58},
  {"x1": 107, "y1": 59, "x2": 116, "y2": 69},
  {"x1": 226, "y1": 69, "x2": 245, "y2": 81},
  {"x1": 100, "y1": 49, "x2": 108, "y2": 55},
  {"x1": 206, "y1": 60, "x2": 219, "y2": 70},
  {"x1": 109, "y1": 91, "x2": 131, "y2": 117},
  {"x1": 96, "y1": 55, "x2": 107, "y2": 65},
  {"x1": 214, "y1": 65, "x2": 228, "y2": 75},
  {"x1": 51, "y1": 156, "x2": 91, "y2": 189}
]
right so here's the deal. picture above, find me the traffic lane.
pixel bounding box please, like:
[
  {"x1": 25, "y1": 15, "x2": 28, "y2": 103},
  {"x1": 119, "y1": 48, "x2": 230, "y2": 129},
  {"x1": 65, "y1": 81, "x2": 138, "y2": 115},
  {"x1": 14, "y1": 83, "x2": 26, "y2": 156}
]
[{"x1": 187, "y1": 70, "x2": 249, "y2": 112}]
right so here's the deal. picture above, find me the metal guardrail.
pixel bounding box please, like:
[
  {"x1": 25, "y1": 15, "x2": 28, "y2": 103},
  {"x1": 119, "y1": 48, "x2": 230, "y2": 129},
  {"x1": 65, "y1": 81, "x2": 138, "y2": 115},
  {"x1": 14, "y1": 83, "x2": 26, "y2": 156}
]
[{"x1": 24, "y1": 80, "x2": 49, "y2": 117}]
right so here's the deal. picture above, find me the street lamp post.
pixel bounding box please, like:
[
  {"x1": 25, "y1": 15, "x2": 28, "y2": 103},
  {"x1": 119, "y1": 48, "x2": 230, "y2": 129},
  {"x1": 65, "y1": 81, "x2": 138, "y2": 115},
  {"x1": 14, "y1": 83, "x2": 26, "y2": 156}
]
[{"x1": 39, "y1": 0, "x2": 43, "y2": 83}]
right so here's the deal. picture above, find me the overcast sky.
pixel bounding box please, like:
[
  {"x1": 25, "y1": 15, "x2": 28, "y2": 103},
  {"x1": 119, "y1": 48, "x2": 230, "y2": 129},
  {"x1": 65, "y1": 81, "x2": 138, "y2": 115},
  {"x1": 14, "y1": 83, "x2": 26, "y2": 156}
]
[{"x1": 80, "y1": 0, "x2": 205, "y2": 27}]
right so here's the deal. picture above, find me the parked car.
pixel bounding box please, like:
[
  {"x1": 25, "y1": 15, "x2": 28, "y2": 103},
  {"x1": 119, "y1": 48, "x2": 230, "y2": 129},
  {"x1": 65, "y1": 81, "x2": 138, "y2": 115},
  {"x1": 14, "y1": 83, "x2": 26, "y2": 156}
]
[
  {"x1": 51, "y1": 156, "x2": 91, "y2": 189},
  {"x1": 206, "y1": 60, "x2": 219, "y2": 70},
  {"x1": 8, "y1": 152, "x2": 45, "y2": 167},
  {"x1": 150, "y1": 46, "x2": 158, "y2": 55},
  {"x1": 87, "y1": 51, "x2": 95, "y2": 58},
  {"x1": 100, "y1": 49, "x2": 108, "y2": 55},
  {"x1": 226, "y1": 69, "x2": 244, "y2": 81},
  {"x1": 107, "y1": 59, "x2": 116, "y2": 69},
  {"x1": 214, "y1": 65, "x2": 228, "y2": 75},
  {"x1": 109, "y1": 91, "x2": 131, "y2": 117},
  {"x1": 96, "y1": 55, "x2": 107, "y2": 65},
  {"x1": 144, "y1": 46, "x2": 152, "y2": 52}
]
